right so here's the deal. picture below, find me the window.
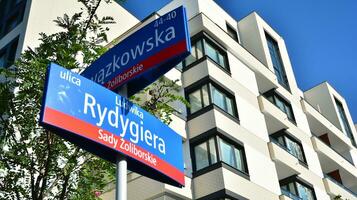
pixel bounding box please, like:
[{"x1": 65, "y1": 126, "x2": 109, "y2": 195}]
[
  {"x1": 183, "y1": 34, "x2": 229, "y2": 71},
  {"x1": 0, "y1": 0, "x2": 27, "y2": 38},
  {"x1": 226, "y1": 23, "x2": 239, "y2": 42},
  {"x1": 194, "y1": 137, "x2": 217, "y2": 171},
  {"x1": 187, "y1": 81, "x2": 237, "y2": 117},
  {"x1": 188, "y1": 84, "x2": 209, "y2": 113},
  {"x1": 192, "y1": 135, "x2": 248, "y2": 174},
  {"x1": 280, "y1": 177, "x2": 316, "y2": 200},
  {"x1": 271, "y1": 131, "x2": 307, "y2": 164},
  {"x1": 264, "y1": 91, "x2": 295, "y2": 123},
  {"x1": 219, "y1": 138, "x2": 245, "y2": 172},
  {"x1": 0, "y1": 37, "x2": 19, "y2": 69},
  {"x1": 265, "y1": 32, "x2": 290, "y2": 90},
  {"x1": 334, "y1": 98, "x2": 356, "y2": 146}
]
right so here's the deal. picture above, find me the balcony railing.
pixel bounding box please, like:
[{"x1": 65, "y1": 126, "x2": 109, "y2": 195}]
[
  {"x1": 325, "y1": 175, "x2": 357, "y2": 197},
  {"x1": 281, "y1": 189, "x2": 302, "y2": 200},
  {"x1": 270, "y1": 137, "x2": 308, "y2": 167},
  {"x1": 304, "y1": 99, "x2": 357, "y2": 148},
  {"x1": 311, "y1": 132, "x2": 354, "y2": 166}
]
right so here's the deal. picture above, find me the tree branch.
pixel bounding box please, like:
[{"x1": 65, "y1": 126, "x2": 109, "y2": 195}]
[
  {"x1": 59, "y1": 147, "x2": 80, "y2": 200},
  {"x1": 81, "y1": 0, "x2": 102, "y2": 39},
  {"x1": 38, "y1": 131, "x2": 53, "y2": 200}
]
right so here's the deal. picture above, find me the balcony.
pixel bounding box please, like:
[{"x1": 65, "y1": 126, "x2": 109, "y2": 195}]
[
  {"x1": 182, "y1": 57, "x2": 236, "y2": 91},
  {"x1": 311, "y1": 136, "x2": 357, "y2": 194},
  {"x1": 311, "y1": 136, "x2": 356, "y2": 176},
  {"x1": 193, "y1": 167, "x2": 279, "y2": 199},
  {"x1": 188, "y1": 13, "x2": 279, "y2": 93},
  {"x1": 268, "y1": 142, "x2": 302, "y2": 180},
  {"x1": 311, "y1": 133, "x2": 354, "y2": 165},
  {"x1": 323, "y1": 176, "x2": 357, "y2": 200},
  {"x1": 258, "y1": 95, "x2": 290, "y2": 134},
  {"x1": 301, "y1": 99, "x2": 354, "y2": 149}
]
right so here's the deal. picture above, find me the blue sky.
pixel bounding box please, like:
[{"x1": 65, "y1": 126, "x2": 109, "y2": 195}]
[{"x1": 120, "y1": 0, "x2": 357, "y2": 123}]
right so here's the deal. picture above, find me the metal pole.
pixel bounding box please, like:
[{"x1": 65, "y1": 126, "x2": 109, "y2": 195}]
[
  {"x1": 116, "y1": 85, "x2": 127, "y2": 200},
  {"x1": 116, "y1": 155, "x2": 127, "y2": 200}
]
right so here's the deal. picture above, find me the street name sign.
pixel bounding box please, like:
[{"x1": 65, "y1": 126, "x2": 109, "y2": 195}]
[
  {"x1": 40, "y1": 63, "x2": 185, "y2": 186},
  {"x1": 81, "y1": 6, "x2": 191, "y2": 96}
]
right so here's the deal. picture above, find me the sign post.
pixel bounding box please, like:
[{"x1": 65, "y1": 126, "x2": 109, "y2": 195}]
[
  {"x1": 116, "y1": 86, "x2": 127, "y2": 200},
  {"x1": 116, "y1": 155, "x2": 127, "y2": 200}
]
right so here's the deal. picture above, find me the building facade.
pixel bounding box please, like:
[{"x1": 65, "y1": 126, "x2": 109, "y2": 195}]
[
  {"x1": 1, "y1": 0, "x2": 356, "y2": 199},
  {"x1": 102, "y1": 0, "x2": 357, "y2": 199}
]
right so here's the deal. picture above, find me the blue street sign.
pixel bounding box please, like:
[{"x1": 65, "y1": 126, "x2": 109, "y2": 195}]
[
  {"x1": 40, "y1": 63, "x2": 185, "y2": 186},
  {"x1": 81, "y1": 6, "x2": 191, "y2": 96}
]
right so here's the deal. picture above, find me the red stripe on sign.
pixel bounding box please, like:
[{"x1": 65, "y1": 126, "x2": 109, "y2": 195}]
[
  {"x1": 43, "y1": 107, "x2": 185, "y2": 185},
  {"x1": 105, "y1": 39, "x2": 187, "y2": 90}
]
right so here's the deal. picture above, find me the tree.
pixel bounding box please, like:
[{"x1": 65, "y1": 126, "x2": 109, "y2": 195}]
[
  {"x1": 130, "y1": 76, "x2": 189, "y2": 125},
  {"x1": 0, "y1": 0, "x2": 116, "y2": 199},
  {"x1": 334, "y1": 195, "x2": 350, "y2": 200},
  {"x1": 0, "y1": 0, "x2": 188, "y2": 199}
]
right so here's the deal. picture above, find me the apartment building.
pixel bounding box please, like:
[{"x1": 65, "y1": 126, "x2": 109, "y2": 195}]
[
  {"x1": 101, "y1": 0, "x2": 357, "y2": 199},
  {"x1": 1, "y1": 0, "x2": 356, "y2": 200}
]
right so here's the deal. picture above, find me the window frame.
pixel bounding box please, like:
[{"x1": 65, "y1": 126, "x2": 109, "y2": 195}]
[
  {"x1": 271, "y1": 130, "x2": 308, "y2": 166},
  {"x1": 263, "y1": 90, "x2": 296, "y2": 123},
  {"x1": 185, "y1": 77, "x2": 238, "y2": 120},
  {"x1": 334, "y1": 97, "x2": 356, "y2": 146},
  {"x1": 191, "y1": 130, "x2": 249, "y2": 178},
  {"x1": 217, "y1": 136, "x2": 247, "y2": 172},
  {"x1": 0, "y1": 0, "x2": 27, "y2": 38},
  {"x1": 193, "y1": 137, "x2": 218, "y2": 171},
  {"x1": 280, "y1": 176, "x2": 317, "y2": 200},
  {"x1": 226, "y1": 22, "x2": 239, "y2": 43},
  {"x1": 265, "y1": 31, "x2": 290, "y2": 91},
  {"x1": 181, "y1": 32, "x2": 230, "y2": 73}
]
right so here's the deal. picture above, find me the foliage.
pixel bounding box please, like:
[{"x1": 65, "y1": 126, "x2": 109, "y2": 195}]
[
  {"x1": 130, "y1": 77, "x2": 189, "y2": 125},
  {"x1": 334, "y1": 195, "x2": 350, "y2": 200},
  {"x1": 0, "y1": 0, "x2": 115, "y2": 199}
]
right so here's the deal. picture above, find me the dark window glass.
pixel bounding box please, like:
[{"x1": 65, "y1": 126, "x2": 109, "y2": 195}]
[
  {"x1": 182, "y1": 36, "x2": 229, "y2": 70},
  {"x1": 193, "y1": 136, "x2": 247, "y2": 174},
  {"x1": 0, "y1": 37, "x2": 19, "y2": 68},
  {"x1": 285, "y1": 137, "x2": 305, "y2": 162},
  {"x1": 188, "y1": 89, "x2": 203, "y2": 113},
  {"x1": 219, "y1": 139, "x2": 235, "y2": 167},
  {"x1": 265, "y1": 33, "x2": 290, "y2": 90},
  {"x1": 226, "y1": 23, "x2": 239, "y2": 42},
  {"x1": 280, "y1": 178, "x2": 316, "y2": 200},
  {"x1": 0, "y1": 0, "x2": 27, "y2": 38},
  {"x1": 334, "y1": 98, "x2": 356, "y2": 146},
  {"x1": 264, "y1": 91, "x2": 295, "y2": 123},
  {"x1": 194, "y1": 137, "x2": 217, "y2": 171},
  {"x1": 0, "y1": 53, "x2": 6, "y2": 69},
  {"x1": 272, "y1": 132, "x2": 306, "y2": 164},
  {"x1": 211, "y1": 84, "x2": 235, "y2": 116},
  {"x1": 297, "y1": 182, "x2": 314, "y2": 200},
  {"x1": 194, "y1": 142, "x2": 210, "y2": 170},
  {"x1": 187, "y1": 82, "x2": 237, "y2": 117}
]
